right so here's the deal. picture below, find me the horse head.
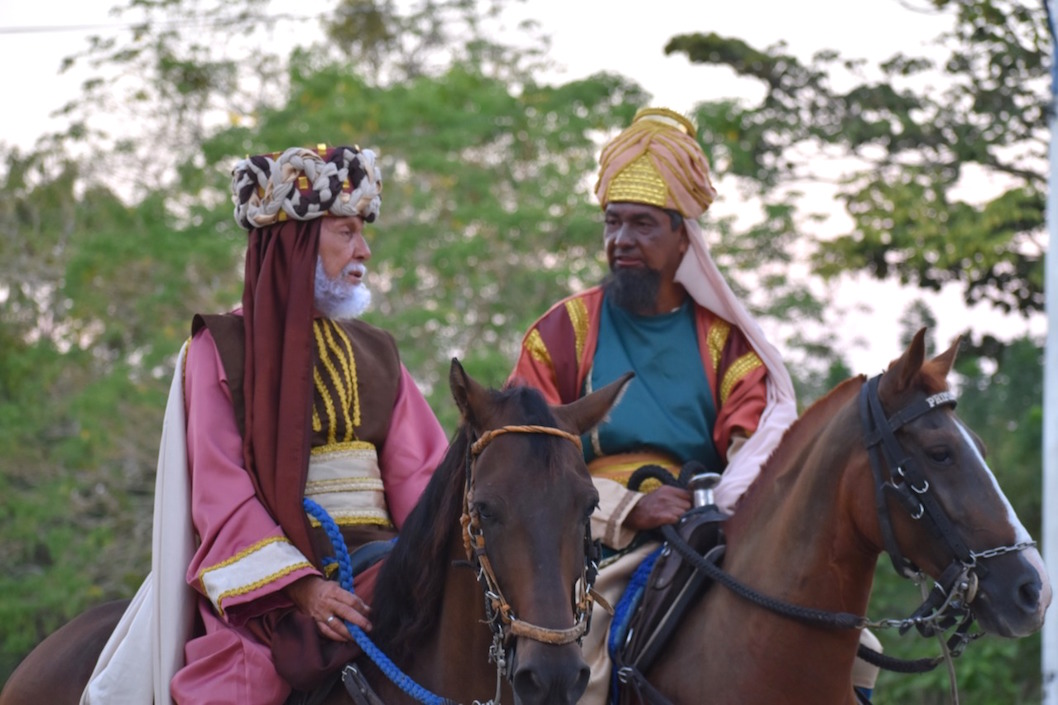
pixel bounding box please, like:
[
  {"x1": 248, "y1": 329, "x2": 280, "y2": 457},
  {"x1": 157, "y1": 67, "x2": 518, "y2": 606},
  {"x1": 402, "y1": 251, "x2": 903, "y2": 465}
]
[
  {"x1": 866, "y1": 328, "x2": 1051, "y2": 638},
  {"x1": 450, "y1": 360, "x2": 632, "y2": 705}
]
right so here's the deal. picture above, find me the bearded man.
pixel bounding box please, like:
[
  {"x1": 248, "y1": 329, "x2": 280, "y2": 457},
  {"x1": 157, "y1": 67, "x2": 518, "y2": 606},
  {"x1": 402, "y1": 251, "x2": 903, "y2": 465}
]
[
  {"x1": 509, "y1": 108, "x2": 881, "y2": 705},
  {"x1": 82, "y1": 144, "x2": 449, "y2": 705}
]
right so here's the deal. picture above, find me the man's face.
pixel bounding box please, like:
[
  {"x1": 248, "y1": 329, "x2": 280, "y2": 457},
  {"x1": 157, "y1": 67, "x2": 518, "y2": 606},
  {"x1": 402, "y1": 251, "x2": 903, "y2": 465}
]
[
  {"x1": 318, "y1": 215, "x2": 371, "y2": 283},
  {"x1": 316, "y1": 215, "x2": 372, "y2": 320},
  {"x1": 603, "y1": 202, "x2": 687, "y2": 283}
]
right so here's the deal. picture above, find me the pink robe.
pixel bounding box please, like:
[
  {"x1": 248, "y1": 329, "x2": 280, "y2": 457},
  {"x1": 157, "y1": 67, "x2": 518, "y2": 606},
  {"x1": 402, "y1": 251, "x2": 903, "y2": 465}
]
[{"x1": 170, "y1": 329, "x2": 447, "y2": 705}]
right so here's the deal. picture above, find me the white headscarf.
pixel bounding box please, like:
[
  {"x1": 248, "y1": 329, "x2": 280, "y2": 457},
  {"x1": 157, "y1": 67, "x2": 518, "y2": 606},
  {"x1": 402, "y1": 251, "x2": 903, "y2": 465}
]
[{"x1": 675, "y1": 220, "x2": 799, "y2": 512}]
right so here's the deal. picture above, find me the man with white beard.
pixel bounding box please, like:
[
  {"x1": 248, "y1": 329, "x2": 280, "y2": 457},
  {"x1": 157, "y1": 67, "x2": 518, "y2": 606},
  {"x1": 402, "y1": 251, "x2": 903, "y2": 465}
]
[{"x1": 160, "y1": 144, "x2": 450, "y2": 704}]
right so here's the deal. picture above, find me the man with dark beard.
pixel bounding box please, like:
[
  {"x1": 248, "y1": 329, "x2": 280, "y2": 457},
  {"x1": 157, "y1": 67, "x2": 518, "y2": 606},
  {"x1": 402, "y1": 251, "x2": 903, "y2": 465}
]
[
  {"x1": 80, "y1": 145, "x2": 449, "y2": 705},
  {"x1": 510, "y1": 109, "x2": 879, "y2": 705}
]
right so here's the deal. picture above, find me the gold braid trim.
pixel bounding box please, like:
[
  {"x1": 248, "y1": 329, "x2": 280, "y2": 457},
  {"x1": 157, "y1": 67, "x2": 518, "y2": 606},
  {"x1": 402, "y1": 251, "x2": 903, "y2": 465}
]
[
  {"x1": 565, "y1": 298, "x2": 590, "y2": 363},
  {"x1": 328, "y1": 322, "x2": 361, "y2": 429},
  {"x1": 310, "y1": 440, "x2": 377, "y2": 456},
  {"x1": 708, "y1": 319, "x2": 731, "y2": 371},
  {"x1": 524, "y1": 329, "x2": 552, "y2": 366},
  {"x1": 720, "y1": 352, "x2": 763, "y2": 405},
  {"x1": 214, "y1": 561, "x2": 313, "y2": 616}
]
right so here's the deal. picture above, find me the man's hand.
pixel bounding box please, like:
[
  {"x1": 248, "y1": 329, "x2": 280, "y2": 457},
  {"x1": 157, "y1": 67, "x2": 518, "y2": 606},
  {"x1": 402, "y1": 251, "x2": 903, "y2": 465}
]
[
  {"x1": 625, "y1": 485, "x2": 691, "y2": 530},
  {"x1": 284, "y1": 574, "x2": 371, "y2": 641}
]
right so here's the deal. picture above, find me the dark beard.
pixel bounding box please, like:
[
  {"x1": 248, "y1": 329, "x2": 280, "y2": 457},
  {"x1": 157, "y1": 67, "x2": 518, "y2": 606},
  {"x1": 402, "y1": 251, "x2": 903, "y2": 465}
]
[{"x1": 603, "y1": 268, "x2": 661, "y2": 314}]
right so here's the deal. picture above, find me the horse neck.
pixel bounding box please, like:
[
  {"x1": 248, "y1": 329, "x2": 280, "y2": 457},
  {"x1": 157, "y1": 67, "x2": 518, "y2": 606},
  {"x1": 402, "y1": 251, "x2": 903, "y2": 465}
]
[
  {"x1": 724, "y1": 378, "x2": 880, "y2": 612},
  {"x1": 368, "y1": 427, "x2": 509, "y2": 704}
]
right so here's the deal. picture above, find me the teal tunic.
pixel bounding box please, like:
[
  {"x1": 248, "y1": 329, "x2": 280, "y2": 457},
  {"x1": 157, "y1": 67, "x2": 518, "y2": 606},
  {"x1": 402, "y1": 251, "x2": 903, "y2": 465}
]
[{"x1": 585, "y1": 295, "x2": 722, "y2": 472}]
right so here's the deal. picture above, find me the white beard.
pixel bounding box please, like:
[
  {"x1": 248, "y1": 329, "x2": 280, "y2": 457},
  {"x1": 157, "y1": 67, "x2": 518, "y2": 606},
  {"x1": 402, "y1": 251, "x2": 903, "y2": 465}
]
[{"x1": 314, "y1": 258, "x2": 372, "y2": 320}]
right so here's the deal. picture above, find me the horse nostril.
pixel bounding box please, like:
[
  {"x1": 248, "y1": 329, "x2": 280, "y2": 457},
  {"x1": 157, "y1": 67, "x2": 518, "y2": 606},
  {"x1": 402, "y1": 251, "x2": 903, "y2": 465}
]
[
  {"x1": 574, "y1": 664, "x2": 590, "y2": 699},
  {"x1": 1017, "y1": 577, "x2": 1042, "y2": 612},
  {"x1": 513, "y1": 668, "x2": 545, "y2": 704}
]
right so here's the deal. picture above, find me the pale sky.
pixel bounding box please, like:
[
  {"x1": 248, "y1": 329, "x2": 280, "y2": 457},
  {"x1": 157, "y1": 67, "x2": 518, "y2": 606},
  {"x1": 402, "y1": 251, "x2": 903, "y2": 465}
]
[{"x1": 0, "y1": 0, "x2": 1045, "y2": 373}]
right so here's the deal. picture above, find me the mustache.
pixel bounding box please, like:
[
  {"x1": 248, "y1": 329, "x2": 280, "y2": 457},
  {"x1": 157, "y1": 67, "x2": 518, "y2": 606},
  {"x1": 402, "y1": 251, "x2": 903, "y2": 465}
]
[{"x1": 343, "y1": 262, "x2": 367, "y2": 278}]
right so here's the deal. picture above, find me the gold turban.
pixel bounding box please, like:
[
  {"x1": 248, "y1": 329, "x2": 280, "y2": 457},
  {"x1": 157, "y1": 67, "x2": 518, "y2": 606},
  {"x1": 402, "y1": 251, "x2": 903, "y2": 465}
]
[{"x1": 594, "y1": 107, "x2": 717, "y2": 219}]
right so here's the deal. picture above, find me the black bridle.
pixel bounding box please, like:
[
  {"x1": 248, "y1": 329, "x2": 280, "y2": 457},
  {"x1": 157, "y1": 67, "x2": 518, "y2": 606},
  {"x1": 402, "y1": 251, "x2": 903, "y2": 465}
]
[
  {"x1": 655, "y1": 374, "x2": 1035, "y2": 645},
  {"x1": 859, "y1": 373, "x2": 1035, "y2": 643}
]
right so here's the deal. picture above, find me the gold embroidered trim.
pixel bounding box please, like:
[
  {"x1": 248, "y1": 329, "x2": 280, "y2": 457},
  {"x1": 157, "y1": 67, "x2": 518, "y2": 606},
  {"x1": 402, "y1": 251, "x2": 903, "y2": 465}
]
[
  {"x1": 720, "y1": 352, "x2": 763, "y2": 405},
  {"x1": 525, "y1": 329, "x2": 552, "y2": 367},
  {"x1": 305, "y1": 477, "x2": 386, "y2": 494},
  {"x1": 308, "y1": 512, "x2": 394, "y2": 529},
  {"x1": 310, "y1": 440, "x2": 377, "y2": 457},
  {"x1": 606, "y1": 154, "x2": 668, "y2": 209},
  {"x1": 199, "y1": 535, "x2": 291, "y2": 581},
  {"x1": 317, "y1": 322, "x2": 352, "y2": 437},
  {"x1": 215, "y1": 561, "x2": 313, "y2": 616},
  {"x1": 325, "y1": 321, "x2": 362, "y2": 428},
  {"x1": 312, "y1": 320, "x2": 362, "y2": 443},
  {"x1": 708, "y1": 319, "x2": 731, "y2": 372},
  {"x1": 565, "y1": 298, "x2": 590, "y2": 363}
]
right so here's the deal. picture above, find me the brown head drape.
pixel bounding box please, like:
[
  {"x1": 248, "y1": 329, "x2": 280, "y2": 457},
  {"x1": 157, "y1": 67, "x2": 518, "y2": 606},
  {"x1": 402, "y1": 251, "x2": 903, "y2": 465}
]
[{"x1": 241, "y1": 218, "x2": 322, "y2": 566}]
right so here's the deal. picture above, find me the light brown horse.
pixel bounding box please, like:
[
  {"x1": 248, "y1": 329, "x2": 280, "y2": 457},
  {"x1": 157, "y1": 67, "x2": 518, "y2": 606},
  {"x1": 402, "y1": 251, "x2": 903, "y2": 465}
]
[
  {"x1": 0, "y1": 360, "x2": 632, "y2": 705},
  {"x1": 629, "y1": 331, "x2": 1051, "y2": 704}
]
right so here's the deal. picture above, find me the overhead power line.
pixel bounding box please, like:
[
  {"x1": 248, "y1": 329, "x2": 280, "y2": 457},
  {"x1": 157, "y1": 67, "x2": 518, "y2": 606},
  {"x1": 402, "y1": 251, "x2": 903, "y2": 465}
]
[{"x1": 0, "y1": 13, "x2": 319, "y2": 36}]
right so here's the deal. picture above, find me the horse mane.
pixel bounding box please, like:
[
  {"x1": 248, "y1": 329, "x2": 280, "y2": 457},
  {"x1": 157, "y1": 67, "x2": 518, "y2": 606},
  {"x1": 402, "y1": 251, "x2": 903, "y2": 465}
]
[
  {"x1": 369, "y1": 383, "x2": 561, "y2": 661},
  {"x1": 730, "y1": 374, "x2": 866, "y2": 523}
]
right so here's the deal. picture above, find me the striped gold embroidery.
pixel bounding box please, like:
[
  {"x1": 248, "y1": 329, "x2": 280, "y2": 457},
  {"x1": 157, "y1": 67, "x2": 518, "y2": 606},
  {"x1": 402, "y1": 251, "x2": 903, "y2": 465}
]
[
  {"x1": 312, "y1": 320, "x2": 362, "y2": 443},
  {"x1": 525, "y1": 329, "x2": 552, "y2": 367},
  {"x1": 326, "y1": 322, "x2": 361, "y2": 428},
  {"x1": 720, "y1": 352, "x2": 763, "y2": 405},
  {"x1": 565, "y1": 298, "x2": 590, "y2": 363},
  {"x1": 708, "y1": 319, "x2": 731, "y2": 372}
]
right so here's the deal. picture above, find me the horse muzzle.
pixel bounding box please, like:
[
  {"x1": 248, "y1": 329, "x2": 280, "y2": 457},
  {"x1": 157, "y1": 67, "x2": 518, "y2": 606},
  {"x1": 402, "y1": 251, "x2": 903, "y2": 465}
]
[
  {"x1": 972, "y1": 546, "x2": 1052, "y2": 637},
  {"x1": 508, "y1": 638, "x2": 590, "y2": 705}
]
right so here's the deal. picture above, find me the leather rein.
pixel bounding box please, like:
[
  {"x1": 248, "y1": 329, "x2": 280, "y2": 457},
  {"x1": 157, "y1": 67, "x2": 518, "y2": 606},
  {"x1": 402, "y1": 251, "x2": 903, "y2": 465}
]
[{"x1": 460, "y1": 424, "x2": 601, "y2": 650}]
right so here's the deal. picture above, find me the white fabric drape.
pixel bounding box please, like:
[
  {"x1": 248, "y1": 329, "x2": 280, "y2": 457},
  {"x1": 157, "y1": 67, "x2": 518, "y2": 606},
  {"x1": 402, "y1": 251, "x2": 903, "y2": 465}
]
[
  {"x1": 81, "y1": 343, "x2": 197, "y2": 705},
  {"x1": 675, "y1": 220, "x2": 799, "y2": 512}
]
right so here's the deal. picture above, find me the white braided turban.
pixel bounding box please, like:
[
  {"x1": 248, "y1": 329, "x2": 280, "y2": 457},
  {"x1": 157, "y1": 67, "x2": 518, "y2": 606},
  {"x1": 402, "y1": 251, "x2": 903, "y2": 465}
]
[{"x1": 231, "y1": 144, "x2": 382, "y2": 231}]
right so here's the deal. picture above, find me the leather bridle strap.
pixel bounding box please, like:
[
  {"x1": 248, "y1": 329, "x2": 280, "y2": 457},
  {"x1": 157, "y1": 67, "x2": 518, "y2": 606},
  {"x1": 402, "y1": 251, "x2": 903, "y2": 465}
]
[
  {"x1": 462, "y1": 424, "x2": 595, "y2": 647},
  {"x1": 471, "y1": 424, "x2": 583, "y2": 456},
  {"x1": 860, "y1": 375, "x2": 972, "y2": 579}
]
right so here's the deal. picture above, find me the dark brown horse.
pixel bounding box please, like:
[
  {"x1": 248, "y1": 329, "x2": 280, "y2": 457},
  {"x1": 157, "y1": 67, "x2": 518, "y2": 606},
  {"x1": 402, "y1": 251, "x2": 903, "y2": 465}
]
[
  {"x1": 0, "y1": 360, "x2": 633, "y2": 705},
  {"x1": 628, "y1": 331, "x2": 1051, "y2": 704}
]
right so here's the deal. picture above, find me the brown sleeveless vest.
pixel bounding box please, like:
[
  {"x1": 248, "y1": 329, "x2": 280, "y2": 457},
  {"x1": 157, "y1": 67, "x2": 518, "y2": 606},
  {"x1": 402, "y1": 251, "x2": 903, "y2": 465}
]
[{"x1": 190, "y1": 312, "x2": 403, "y2": 553}]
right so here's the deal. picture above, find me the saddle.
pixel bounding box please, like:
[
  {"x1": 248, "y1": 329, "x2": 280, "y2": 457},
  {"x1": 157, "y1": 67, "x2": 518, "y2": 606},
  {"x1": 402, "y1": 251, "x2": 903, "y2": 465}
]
[{"x1": 613, "y1": 504, "x2": 728, "y2": 705}]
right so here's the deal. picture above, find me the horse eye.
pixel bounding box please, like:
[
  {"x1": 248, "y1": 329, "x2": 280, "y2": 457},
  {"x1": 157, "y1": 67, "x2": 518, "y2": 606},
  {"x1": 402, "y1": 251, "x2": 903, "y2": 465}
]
[
  {"x1": 474, "y1": 502, "x2": 495, "y2": 521},
  {"x1": 927, "y1": 446, "x2": 953, "y2": 464}
]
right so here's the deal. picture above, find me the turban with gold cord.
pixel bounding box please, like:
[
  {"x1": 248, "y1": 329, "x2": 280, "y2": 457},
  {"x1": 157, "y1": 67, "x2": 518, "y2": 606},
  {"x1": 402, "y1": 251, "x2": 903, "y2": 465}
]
[{"x1": 594, "y1": 107, "x2": 717, "y2": 218}]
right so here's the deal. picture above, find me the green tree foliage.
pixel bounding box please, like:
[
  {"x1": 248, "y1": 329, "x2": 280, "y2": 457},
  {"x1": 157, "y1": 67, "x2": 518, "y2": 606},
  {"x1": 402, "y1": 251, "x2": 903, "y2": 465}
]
[
  {"x1": 0, "y1": 2, "x2": 1046, "y2": 702},
  {"x1": 0, "y1": 0, "x2": 647, "y2": 681},
  {"x1": 0, "y1": 146, "x2": 243, "y2": 680},
  {"x1": 665, "y1": 0, "x2": 1048, "y2": 316}
]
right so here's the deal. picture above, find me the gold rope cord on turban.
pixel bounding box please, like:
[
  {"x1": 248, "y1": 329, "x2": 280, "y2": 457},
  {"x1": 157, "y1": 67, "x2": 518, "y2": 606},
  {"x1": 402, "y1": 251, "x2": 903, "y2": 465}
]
[{"x1": 594, "y1": 107, "x2": 718, "y2": 219}]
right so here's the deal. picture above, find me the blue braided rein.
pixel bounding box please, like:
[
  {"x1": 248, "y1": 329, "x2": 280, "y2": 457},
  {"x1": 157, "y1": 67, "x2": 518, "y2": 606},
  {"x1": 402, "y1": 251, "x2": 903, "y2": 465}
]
[
  {"x1": 303, "y1": 497, "x2": 453, "y2": 705},
  {"x1": 606, "y1": 545, "x2": 663, "y2": 704}
]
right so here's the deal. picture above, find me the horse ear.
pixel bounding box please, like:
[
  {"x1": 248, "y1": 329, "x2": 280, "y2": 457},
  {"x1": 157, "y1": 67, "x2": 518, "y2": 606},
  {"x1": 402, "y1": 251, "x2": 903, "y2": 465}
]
[
  {"x1": 552, "y1": 372, "x2": 635, "y2": 436},
  {"x1": 449, "y1": 358, "x2": 491, "y2": 430},
  {"x1": 926, "y1": 335, "x2": 961, "y2": 379},
  {"x1": 882, "y1": 327, "x2": 927, "y2": 395}
]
